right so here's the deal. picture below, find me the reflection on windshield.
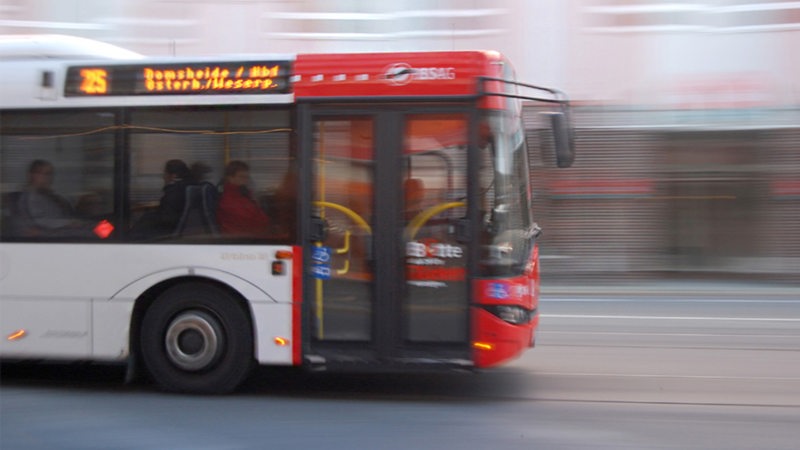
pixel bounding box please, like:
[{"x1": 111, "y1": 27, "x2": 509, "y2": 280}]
[{"x1": 480, "y1": 113, "x2": 534, "y2": 277}]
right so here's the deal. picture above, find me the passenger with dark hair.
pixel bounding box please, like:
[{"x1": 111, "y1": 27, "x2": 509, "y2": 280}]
[
  {"x1": 10, "y1": 159, "x2": 95, "y2": 238},
  {"x1": 158, "y1": 159, "x2": 193, "y2": 225},
  {"x1": 216, "y1": 160, "x2": 270, "y2": 237},
  {"x1": 131, "y1": 159, "x2": 194, "y2": 237},
  {"x1": 189, "y1": 161, "x2": 212, "y2": 183},
  {"x1": 20, "y1": 159, "x2": 75, "y2": 231}
]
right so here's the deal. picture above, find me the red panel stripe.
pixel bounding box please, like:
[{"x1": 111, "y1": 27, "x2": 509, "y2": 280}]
[{"x1": 291, "y1": 245, "x2": 303, "y2": 365}]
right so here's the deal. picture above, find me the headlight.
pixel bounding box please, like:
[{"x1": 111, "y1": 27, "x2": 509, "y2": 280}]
[{"x1": 483, "y1": 305, "x2": 535, "y2": 325}]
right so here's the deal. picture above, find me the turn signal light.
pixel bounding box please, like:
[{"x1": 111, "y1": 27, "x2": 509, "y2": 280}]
[
  {"x1": 275, "y1": 250, "x2": 293, "y2": 260},
  {"x1": 274, "y1": 336, "x2": 290, "y2": 346},
  {"x1": 7, "y1": 329, "x2": 27, "y2": 341},
  {"x1": 473, "y1": 341, "x2": 494, "y2": 351}
]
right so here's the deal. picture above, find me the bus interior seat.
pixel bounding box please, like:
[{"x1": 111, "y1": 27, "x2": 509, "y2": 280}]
[
  {"x1": 1, "y1": 191, "x2": 31, "y2": 238},
  {"x1": 172, "y1": 182, "x2": 219, "y2": 237}
]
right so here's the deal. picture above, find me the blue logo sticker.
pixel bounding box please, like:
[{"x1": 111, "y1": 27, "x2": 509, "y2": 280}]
[
  {"x1": 311, "y1": 246, "x2": 332, "y2": 263},
  {"x1": 311, "y1": 265, "x2": 331, "y2": 280},
  {"x1": 487, "y1": 282, "x2": 510, "y2": 300}
]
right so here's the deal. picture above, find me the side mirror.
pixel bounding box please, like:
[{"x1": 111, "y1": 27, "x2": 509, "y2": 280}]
[{"x1": 549, "y1": 110, "x2": 575, "y2": 168}]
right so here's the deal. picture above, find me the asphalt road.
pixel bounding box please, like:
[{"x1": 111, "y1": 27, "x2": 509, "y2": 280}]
[{"x1": 2, "y1": 294, "x2": 799, "y2": 449}]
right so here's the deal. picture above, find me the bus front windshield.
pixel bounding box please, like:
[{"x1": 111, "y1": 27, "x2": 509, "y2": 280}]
[{"x1": 479, "y1": 112, "x2": 535, "y2": 277}]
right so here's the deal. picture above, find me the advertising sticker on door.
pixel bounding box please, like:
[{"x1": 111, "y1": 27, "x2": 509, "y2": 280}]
[{"x1": 406, "y1": 239, "x2": 465, "y2": 288}]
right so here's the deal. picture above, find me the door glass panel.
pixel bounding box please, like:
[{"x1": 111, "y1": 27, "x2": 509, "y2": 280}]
[
  {"x1": 402, "y1": 114, "x2": 469, "y2": 342},
  {"x1": 311, "y1": 117, "x2": 373, "y2": 341}
]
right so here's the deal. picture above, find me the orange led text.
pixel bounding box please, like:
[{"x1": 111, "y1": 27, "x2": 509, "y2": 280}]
[
  {"x1": 79, "y1": 69, "x2": 108, "y2": 95},
  {"x1": 142, "y1": 65, "x2": 281, "y2": 93}
]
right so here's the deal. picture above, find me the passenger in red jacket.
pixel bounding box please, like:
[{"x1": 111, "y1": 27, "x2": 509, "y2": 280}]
[{"x1": 216, "y1": 160, "x2": 270, "y2": 237}]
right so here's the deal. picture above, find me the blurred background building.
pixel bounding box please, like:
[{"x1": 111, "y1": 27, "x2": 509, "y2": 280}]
[{"x1": 2, "y1": 0, "x2": 798, "y2": 282}]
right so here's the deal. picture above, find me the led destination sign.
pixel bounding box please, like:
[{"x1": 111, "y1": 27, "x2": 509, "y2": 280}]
[{"x1": 65, "y1": 61, "x2": 291, "y2": 96}]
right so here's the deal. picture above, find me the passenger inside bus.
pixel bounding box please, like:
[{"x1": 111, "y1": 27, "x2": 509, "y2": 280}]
[
  {"x1": 130, "y1": 159, "x2": 195, "y2": 238},
  {"x1": 6, "y1": 160, "x2": 92, "y2": 238},
  {"x1": 216, "y1": 160, "x2": 271, "y2": 238},
  {"x1": 269, "y1": 168, "x2": 297, "y2": 241},
  {"x1": 404, "y1": 177, "x2": 425, "y2": 222}
]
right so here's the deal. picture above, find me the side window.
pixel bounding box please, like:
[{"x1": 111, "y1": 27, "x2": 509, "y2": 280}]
[
  {"x1": 127, "y1": 106, "x2": 294, "y2": 242},
  {"x1": 0, "y1": 111, "x2": 115, "y2": 241}
]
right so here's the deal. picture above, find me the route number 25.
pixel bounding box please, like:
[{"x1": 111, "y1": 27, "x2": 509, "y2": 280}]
[{"x1": 79, "y1": 69, "x2": 108, "y2": 95}]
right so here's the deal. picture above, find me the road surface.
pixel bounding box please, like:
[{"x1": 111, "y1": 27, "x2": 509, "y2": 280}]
[{"x1": 2, "y1": 294, "x2": 798, "y2": 449}]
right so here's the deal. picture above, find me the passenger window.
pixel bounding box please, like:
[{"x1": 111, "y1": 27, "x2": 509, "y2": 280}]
[
  {"x1": 0, "y1": 111, "x2": 115, "y2": 241},
  {"x1": 127, "y1": 106, "x2": 295, "y2": 242}
]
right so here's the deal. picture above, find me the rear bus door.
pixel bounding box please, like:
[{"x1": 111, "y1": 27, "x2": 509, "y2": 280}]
[{"x1": 300, "y1": 104, "x2": 474, "y2": 368}]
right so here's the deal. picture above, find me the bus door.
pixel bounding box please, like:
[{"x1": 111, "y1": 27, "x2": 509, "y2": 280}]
[{"x1": 302, "y1": 107, "x2": 473, "y2": 368}]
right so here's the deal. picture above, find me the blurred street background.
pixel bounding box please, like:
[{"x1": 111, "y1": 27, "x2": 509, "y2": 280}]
[{"x1": 2, "y1": 0, "x2": 798, "y2": 287}]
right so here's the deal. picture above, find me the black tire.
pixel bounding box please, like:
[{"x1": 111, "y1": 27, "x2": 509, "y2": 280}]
[{"x1": 140, "y1": 282, "x2": 254, "y2": 394}]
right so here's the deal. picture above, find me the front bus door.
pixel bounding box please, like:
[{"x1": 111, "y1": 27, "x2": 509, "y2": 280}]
[{"x1": 302, "y1": 106, "x2": 474, "y2": 369}]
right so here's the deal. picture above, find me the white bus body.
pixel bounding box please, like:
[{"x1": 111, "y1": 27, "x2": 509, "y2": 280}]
[
  {"x1": 0, "y1": 244, "x2": 296, "y2": 364},
  {"x1": 1, "y1": 36, "x2": 300, "y2": 393}
]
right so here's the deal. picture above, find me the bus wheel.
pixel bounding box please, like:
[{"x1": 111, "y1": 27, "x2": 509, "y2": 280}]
[{"x1": 140, "y1": 283, "x2": 253, "y2": 394}]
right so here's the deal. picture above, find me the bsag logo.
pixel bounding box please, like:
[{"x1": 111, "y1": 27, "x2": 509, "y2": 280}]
[
  {"x1": 383, "y1": 63, "x2": 413, "y2": 86},
  {"x1": 383, "y1": 63, "x2": 456, "y2": 86}
]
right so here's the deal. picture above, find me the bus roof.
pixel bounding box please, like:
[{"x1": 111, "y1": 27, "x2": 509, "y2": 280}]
[
  {"x1": 0, "y1": 35, "x2": 511, "y2": 109},
  {"x1": 0, "y1": 34, "x2": 143, "y2": 61}
]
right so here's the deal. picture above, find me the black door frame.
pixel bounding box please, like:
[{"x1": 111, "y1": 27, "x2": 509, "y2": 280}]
[{"x1": 298, "y1": 101, "x2": 480, "y2": 368}]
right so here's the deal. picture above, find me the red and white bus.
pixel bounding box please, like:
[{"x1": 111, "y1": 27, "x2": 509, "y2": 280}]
[{"x1": 0, "y1": 35, "x2": 574, "y2": 393}]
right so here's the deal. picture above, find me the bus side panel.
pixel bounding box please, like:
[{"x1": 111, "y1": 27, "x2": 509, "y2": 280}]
[
  {"x1": 92, "y1": 298, "x2": 134, "y2": 360},
  {"x1": 1, "y1": 244, "x2": 292, "y2": 303},
  {"x1": 248, "y1": 245, "x2": 301, "y2": 366},
  {"x1": 0, "y1": 297, "x2": 91, "y2": 359},
  {"x1": 110, "y1": 266, "x2": 279, "y2": 305},
  {"x1": 0, "y1": 244, "x2": 296, "y2": 363},
  {"x1": 251, "y1": 302, "x2": 294, "y2": 365}
]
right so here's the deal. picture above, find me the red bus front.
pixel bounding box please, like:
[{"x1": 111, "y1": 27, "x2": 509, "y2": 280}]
[{"x1": 294, "y1": 51, "x2": 571, "y2": 371}]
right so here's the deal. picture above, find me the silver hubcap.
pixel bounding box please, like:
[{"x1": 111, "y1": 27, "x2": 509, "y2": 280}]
[{"x1": 164, "y1": 311, "x2": 222, "y2": 371}]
